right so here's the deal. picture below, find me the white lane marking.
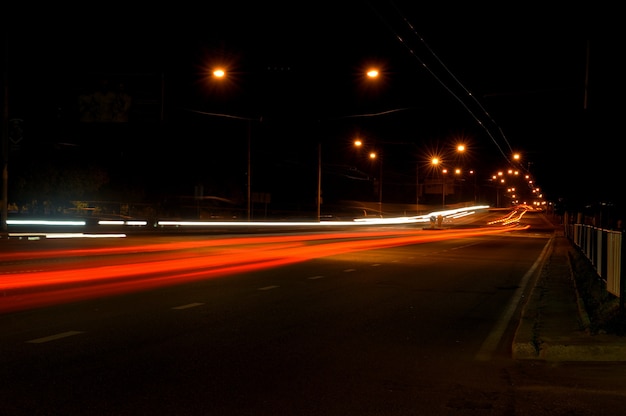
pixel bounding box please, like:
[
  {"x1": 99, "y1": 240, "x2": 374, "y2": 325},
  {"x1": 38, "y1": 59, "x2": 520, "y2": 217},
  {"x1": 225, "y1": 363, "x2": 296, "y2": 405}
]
[
  {"x1": 308, "y1": 275, "x2": 324, "y2": 280},
  {"x1": 344, "y1": 269, "x2": 356, "y2": 272},
  {"x1": 172, "y1": 303, "x2": 205, "y2": 310},
  {"x1": 371, "y1": 264, "x2": 381, "y2": 267},
  {"x1": 258, "y1": 285, "x2": 279, "y2": 291},
  {"x1": 27, "y1": 331, "x2": 84, "y2": 344}
]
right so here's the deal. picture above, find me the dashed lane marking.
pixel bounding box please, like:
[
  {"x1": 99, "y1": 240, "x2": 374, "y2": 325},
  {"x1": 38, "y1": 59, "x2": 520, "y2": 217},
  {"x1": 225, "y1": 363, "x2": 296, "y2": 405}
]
[
  {"x1": 308, "y1": 275, "x2": 324, "y2": 280},
  {"x1": 172, "y1": 303, "x2": 205, "y2": 310},
  {"x1": 258, "y1": 285, "x2": 279, "y2": 291},
  {"x1": 27, "y1": 331, "x2": 84, "y2": 344}
]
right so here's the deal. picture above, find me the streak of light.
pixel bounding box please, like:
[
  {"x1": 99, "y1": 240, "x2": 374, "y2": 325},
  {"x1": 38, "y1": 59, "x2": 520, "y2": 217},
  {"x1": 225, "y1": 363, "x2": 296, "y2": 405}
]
[
  {"x1": 7, "y1": 233, "x2": 127, "y2": 239},
  {"x1": 7, "y1": 220, "x2": 86, "y2": 226},
  {"x1": 487, "y1": 209, "x2": 528, "y2": 225},
  {"x1": 99, "y1": 220, "x2": 148, "y2": 226},
  {"x1": 0, "y1": 229, "x2": 467, "y2": 262},
  {"x1": 45, "y1": 233, "x2": 127, "y2": 239},
  {"x1": 7, "y1": 206, "x2": 489, "y2": 232},
  {"x1": 0, "y1": 224, "x2": 524, "y2": 313}
]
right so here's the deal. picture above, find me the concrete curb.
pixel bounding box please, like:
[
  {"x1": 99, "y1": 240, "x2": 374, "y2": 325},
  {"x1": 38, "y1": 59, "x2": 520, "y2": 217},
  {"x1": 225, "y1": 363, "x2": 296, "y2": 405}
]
[{"x1": 513, "y1": 234, "x2": 626, "y2": 361}]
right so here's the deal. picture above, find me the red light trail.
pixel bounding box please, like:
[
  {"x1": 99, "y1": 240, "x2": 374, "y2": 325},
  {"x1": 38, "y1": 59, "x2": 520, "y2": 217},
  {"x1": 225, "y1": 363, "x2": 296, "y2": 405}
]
[{"x1": 1, "y1": 226, "x2": 523, "y2": 313}]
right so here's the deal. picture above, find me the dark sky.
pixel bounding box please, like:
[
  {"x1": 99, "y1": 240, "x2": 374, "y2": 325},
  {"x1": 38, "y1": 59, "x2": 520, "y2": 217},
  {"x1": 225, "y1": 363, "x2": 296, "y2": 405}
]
[{"x1": 2, "y1": 2, "x2": 620, "y2": 210}]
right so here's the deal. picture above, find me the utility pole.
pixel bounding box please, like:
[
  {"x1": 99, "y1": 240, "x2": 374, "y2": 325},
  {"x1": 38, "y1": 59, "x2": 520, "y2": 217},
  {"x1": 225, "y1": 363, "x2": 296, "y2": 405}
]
[
  {"x1": 247, "y1": 120, "x2": 251, "y2": 221},
  {"x1": 317, "y1": 142, "x2": 321, "y2": 222},
  {"x1": 2, "y1": 30, "x2": 8, "y2": 234},
  {"x1": 416, "y1": 162, "x2": 419, "y2": 215}
]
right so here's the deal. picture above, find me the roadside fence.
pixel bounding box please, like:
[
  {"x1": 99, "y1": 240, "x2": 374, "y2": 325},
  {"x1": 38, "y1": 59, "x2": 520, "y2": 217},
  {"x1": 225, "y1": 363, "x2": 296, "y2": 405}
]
[{"x1": 564, "y1": 222, "x2": 625, "y2": 312}]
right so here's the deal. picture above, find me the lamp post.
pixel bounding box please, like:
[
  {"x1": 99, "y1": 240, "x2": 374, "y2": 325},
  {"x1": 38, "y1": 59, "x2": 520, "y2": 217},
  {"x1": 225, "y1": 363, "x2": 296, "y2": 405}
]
[
  {"x1": 416, "y1": 161, "x2": 419, "y2": 215},
  {"x1": 354, "y1": 139, "x2": 383, "y2": 217},
  {"x1": 317, "y1": 142, "x2": 321, "y2": 222},
  {"x1": 431, "y1": 157, "x2": 445, "y2": 209},
  {"x1": 208, "y1": 67, "x2": 257, "y2": 221},
  {"x1": 492, "y1": 172, "x2": 505, "y2": 207},
  {"x1": 469, "y1": 170, "x2": 477, "y2": 204},
  {"x1": 370, "y1": 151, "x2": 383, "y2": 216},
  {"x1": 442, "y1": 168, "x2": 447, "y2": 208},
  {"x1": 247, "y1": 120, "x2": 251, "y2": 221}
]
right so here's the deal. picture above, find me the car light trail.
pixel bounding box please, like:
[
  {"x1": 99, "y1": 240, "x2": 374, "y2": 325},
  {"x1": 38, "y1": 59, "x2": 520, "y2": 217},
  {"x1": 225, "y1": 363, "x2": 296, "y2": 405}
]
[
  {"x1": 6, "y1": 205, "x2": 491, "y2": 239},
  {"x1": 0, "y1": 224, "x2": 524, "y2": 313}
]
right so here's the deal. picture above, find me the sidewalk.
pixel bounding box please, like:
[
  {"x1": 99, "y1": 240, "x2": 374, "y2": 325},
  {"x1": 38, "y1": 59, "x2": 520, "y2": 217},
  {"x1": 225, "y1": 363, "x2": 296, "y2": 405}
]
[{"x1": 512, "y1": 232, "x2": 626, "y2": 361}]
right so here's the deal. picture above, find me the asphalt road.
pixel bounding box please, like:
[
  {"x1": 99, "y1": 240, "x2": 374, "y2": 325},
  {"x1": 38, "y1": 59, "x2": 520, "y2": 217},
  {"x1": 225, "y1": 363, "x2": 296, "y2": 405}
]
[{"x1": 2, "y1": 213, "x2": 626, "y2": 415}]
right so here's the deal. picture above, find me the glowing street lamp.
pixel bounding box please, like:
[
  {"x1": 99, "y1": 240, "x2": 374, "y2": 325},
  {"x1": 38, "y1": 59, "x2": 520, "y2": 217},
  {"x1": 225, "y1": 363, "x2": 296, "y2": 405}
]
[
  {"x1": 207, "y1": 67, "x2": 253, "y2": 221},
  {"x1": 366, "y1": 68, "x2": 379, "y2": 79},
  {"x1": 354, "y1": 139, "x2": 383, "y2": 217}
]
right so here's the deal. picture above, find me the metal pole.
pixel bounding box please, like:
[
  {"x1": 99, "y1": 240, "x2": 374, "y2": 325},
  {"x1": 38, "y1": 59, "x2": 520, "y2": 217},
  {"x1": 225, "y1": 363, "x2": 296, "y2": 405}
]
[
  {"x1": 619, "y1": 231, "x2": 626, "y2": 316},
  {"x1": 317, "y1": 142, "x2": 321, "y2": 222},
  {"x1": 416, "y1": 163, "x2": 419, "y2": 215},
  {"x1": 247, "y1": 120, "x2": 251, "y2": 221},
  {"x1": 474, "y1": 172, "x2": 477, "y2": 204},
  {"x1": 378, "y1": 154, "x2": 383, "y2": 217},
  {"x1": 442, "y1": 175, "x2": 446, "y2": 209},
  {"x1": 2, "y1": 31, "x2": 8, "y2": 234}
]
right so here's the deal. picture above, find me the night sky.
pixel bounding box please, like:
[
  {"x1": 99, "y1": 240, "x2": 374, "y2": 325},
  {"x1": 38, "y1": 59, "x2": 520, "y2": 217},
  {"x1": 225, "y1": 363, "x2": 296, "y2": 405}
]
[{"x1": 2, "y1": 2, "x2": 620, "y2": 215}]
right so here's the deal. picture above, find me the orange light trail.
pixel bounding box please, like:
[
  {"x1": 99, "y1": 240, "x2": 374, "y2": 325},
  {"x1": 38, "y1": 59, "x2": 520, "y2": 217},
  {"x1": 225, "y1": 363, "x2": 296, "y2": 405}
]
[{"x1": 0, "y1": 226, "x2": 524, "y2": 313}]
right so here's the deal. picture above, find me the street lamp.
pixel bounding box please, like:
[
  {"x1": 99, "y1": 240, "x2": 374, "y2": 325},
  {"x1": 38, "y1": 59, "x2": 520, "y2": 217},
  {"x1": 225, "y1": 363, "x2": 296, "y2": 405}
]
[
  {"x1": 442, "y1": 168, "x2": 448, "y2": 208},
  {"x1": 492, "y1": 172, "x2": 506, "y2": 207},
  {"x1": 431, "y1": 157, "x2": 446, "y2": 209},
  {"x1": 354, "y1": 139, "x2": 383, "y2": 217},
  {"x1": 415, "y1": 160, "x2": 420, "y2": 215},
  {"x1": 207, "y1": 67, "x2": 254, "y2": 221},
  {"x1": 369, "y1": 151, "x2": 383, "y2": 216},
  {"x1": 316, "y1": 142, "x2": 321, "y2": 221},
  {"x1": 469, "y1": 169, "x2": 477, "y2": 204}
]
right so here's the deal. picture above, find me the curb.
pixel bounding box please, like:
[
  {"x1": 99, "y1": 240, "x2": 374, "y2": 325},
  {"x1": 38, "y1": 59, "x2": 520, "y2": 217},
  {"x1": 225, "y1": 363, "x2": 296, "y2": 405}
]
[{"x1": 513, "y1": 234, "x2": 626, "y2": 361}]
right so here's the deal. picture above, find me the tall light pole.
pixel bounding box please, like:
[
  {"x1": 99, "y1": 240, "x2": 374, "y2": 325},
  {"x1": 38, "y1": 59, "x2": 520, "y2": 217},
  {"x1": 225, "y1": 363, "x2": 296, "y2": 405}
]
[
  {"x1": 416, "y1": 161, "x2": 419, "y2": 215},
  {"x1": 370, "y1": 151, "x2": 382, "y2": 216},
  {"x1": 316, "y1": 142, "x2": 321, "y2": 222},
  {"x1": 2, "y1": 33, "x2": 8, "y2": 233},
  {"x1": 442, "y1": 168, "x2": 447, "y2": 208},
  {"x1": 208, "y1": 67, "x2": 256, "y2": 221},
  {"x1": 431, "y1": 157, "x2": 446, "y2": 209},
  {"x1": 469, "y1": 170, "x2": 477, "y2": 204},
  {"x1": 354, "y1": 139, "x2": 383, "y2": 217},
  {"x1": 247, "y1": 120, "x2": 251, "y2": 221}
]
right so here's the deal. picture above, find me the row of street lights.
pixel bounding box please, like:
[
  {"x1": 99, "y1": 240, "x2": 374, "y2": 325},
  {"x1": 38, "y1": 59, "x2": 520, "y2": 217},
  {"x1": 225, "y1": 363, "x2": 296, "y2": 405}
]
[
  {"x1": 207, "y1": 66, "x2": 540, "y2": 220},
  {"x1": 350, "y1": 139, "x2": 473, "y2": 214},
  {"x1": 490, "y1": 163, "x2": 544, "y2": 208},
  {"x1": 210, "y1": 66, "x2": 386, "y2": 222}
]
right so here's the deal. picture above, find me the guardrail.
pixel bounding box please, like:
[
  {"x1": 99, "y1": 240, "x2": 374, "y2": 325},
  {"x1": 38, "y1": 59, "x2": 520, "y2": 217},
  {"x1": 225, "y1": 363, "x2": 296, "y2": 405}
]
[{"x1": 564, "y1": 223, "x2": 625, "y2": 311}]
